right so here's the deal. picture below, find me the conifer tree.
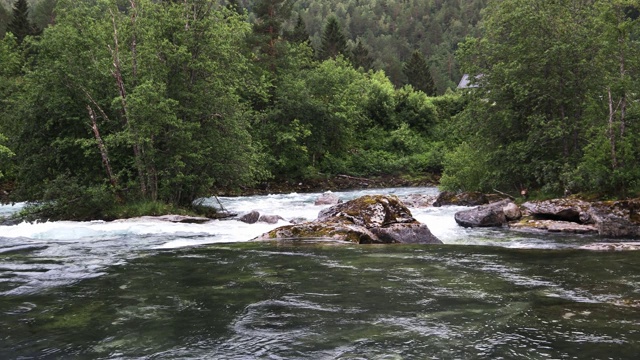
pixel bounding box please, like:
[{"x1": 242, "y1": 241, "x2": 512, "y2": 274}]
[
  {"x1": 7, "y1": 0, "x2": 40, "y2": 45},
  {"x1": 285, "y1": 14, "x2": 310, "y2": 44},
  {"x1": 319, "y1": 16, "x2": 347, "y2": 60},
  {"x1": 252, "y1": 0, "x2": 293, "y2": 70},
  {"x1": 350, "y1": 38, "x2": 373, "y2": 70},
  {"x1": 403, "y1": 50, "x2": 436, "y2": 96},
  {"x1": 253, "y1": 0, "x2": 292, "y2": 47},
  {"x1": 0, "y1": 3, "x2": 9, "y2": 38}
]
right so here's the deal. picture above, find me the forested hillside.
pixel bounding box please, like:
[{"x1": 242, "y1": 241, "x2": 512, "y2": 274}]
[
  {"x1": 0, "y1": 0, "x2": 638, "y2": 221},
  {"x1": 2, "y1": 0, "x2": 486, "y2": 93},
  {"x1": 234, "y1": 0, "x2": 486, "y2": 93}
]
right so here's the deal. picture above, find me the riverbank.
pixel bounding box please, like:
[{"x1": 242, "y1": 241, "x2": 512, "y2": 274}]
[{"x1": 217, "y1": 174, "x2": 440, "y2": 196}]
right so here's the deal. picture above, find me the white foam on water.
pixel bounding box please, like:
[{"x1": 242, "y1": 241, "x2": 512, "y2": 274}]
[
  {"x1": 0, "y1": 201, "x2": 25, "y2": 217},
  {"x1": 0, "y1": 187, "x2": 601, "y2": 295}
]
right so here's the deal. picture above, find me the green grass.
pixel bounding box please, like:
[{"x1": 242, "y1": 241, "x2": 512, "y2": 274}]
[{"x1": 102, "y1": 201, "x2": 201, "y2": 220}]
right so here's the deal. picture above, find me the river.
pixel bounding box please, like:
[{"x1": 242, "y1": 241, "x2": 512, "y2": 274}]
[{"x1": 1, "y1": 187, "x2": 639, "y2": 359}]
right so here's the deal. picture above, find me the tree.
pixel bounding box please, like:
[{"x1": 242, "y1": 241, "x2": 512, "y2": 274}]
[
  {"x1": 0, "y1": 3, "x2": 9, "y2": 38},
  {"x1": 252, "y1": 0, "x2": 293, "y2": 59},
  {"x1": 319, "y1": 16, "x2": 347, "y2": 60},
  {"x1": 12, "y1": 0, "x2": 264, "y2": 207},
  {"x1": 575, "y1": 0, "x2": 640, "y2": 195},
  {"x1": 7, "y1": 0, "x2": 40, "y2": 44},
  {"x1": 30, "y1": 0, "x2": 57, "y2": 30},
  {"x1": 0, "y1": 32, "x2": 23, "y2": 181},
  {"x1": 350, "y1": 38, "x2": 373, "y2": 71},
  {"x1": 225, "y1": 0, "x2": 244, "y2": 15},
  {"x1": 403, "y1": 50, "x2": 436, "y2": 96},
  {"x1": 448, "y1": 0, "x2": 602, "y2": 194},
  {"x1": 285, "y1": 14, "x2": 310, "y2": 44}
]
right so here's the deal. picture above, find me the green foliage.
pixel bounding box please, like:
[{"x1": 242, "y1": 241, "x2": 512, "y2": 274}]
[
  {"x1": 394, "y1": 86, "x2": 438, "y2": 134},
  {"x1": 0, "y1": 2, "x2": 8, "y2": 38},
  {"x1": 318, "y1": 16, "x2": 347, "y2": 60},
  {"x1": 349, "y1": 38, "x2": 373, "y2": 71},
  {"x1": 7, "y1": 0, "x2": 41, "y2": 44},
  {"x1": 12, "y1": 0, "x2": 265, "y2": 210},
  {"x1": 29, "y1": 0, "x2": 56, "y2": 30},
  {"x1": 439, "y1": 142, "x2": 489, "y2": 192},
  {"x1": 104, "y1": 200, "x2": 196, "y2": 220},
  {"x1": 19, "y1": 174, "x2": 116, "y2": 221},
  {"x1": 290, "y1": 0, "x2": 486, "y2": 92},
  {"x1": 403, "y1": 50, "x2": 436, "y2": 96},
  {"x1": 443, "y1": 0, "x2": 640, "y2": 197},
  {"x1": 285, "y1": 14, "x2": 310, "y2": 44}
]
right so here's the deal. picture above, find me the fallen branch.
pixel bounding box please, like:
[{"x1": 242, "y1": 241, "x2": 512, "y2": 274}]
[
  {"x1": 492, "y1": 188, "x2": 516, "y2": 200},
  {"x1": 337, "y1": 174, "x2": 372, "y2": 182}
]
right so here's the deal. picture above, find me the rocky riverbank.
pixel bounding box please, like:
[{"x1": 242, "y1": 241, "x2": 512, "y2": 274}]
[{"x1": 445, "y1": 192, "x2": 640, "y2": 239}]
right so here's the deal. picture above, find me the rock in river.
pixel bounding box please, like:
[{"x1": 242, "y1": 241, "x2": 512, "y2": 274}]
[
  {"x1": 253, "y1": 195, "x2": 442, "y2": 244},
  {"x1": 454, "y1": 199, "x2": 516, "y2": 228},
  {"x1": 314, "y1": 191, "x2": 342, "y2": 205}
]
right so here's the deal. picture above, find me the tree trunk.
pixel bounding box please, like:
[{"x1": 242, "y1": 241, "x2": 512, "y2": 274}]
[
  {"x1": 109, "y1": 8, "x2": 147, "y2": 197},
  {"x1": 607, "y1": 87, "x2": 618, "y2": 170},
  {"x1": 87, "y1": 105, "x2": 117, "y2": 189}
]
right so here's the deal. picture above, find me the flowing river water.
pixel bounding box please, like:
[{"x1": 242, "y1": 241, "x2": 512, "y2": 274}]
[{"x1": 1, "y1": 187, "x2": 639, "y2": 359}]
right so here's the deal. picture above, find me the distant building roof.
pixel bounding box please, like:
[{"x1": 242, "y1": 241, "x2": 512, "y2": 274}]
[{"x1": 457, "y1": 74, "x2": 481, "y2": 89}]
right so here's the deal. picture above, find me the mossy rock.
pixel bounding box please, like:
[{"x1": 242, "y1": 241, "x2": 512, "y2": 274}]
[
  {"x1": 317, "y1": 194, "x2": 414, "y2": 227},
  {"x1": 253, "y1": 195, "x2": 441, "y2": 244}
]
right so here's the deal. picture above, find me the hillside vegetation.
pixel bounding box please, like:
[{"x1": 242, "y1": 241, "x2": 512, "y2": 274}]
[{"x1": 0, "y1": 0, "x2": 638, "y2": 221}]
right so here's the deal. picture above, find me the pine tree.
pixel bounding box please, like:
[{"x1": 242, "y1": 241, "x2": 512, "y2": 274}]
[
  {"x1": 7, "y1": 0, "x2": 40, "y2": 45},
  {"x1": 252, "y1": 0, "x2": 293, "y2": 69},
  {"x1": 253, "y1": 0, "x2": 293, "y2": 45},
  {"x1": 285, "y1": 14, "x2": 310, "y2": 44},
  {"x1": 1, "y1": 4, "x2": 9, "y2": 38},
  {"x1": 403, "y1": 50, "x2": 436, "y2": 96},
  {"x1": 350, "y1": 38, "x2": 373, "y2": 70},
  {"x1": 319, "y1": 16, "x2": 347, "y2": 60}
]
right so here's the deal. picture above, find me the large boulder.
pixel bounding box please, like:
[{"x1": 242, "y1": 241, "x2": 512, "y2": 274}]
[
  {"x1": 433, "y1": 191, "x2": 488, "y2": 207},
  {"x1": 521, "y1": 199, "x2": 592, "y2": 223},
  {"x1": 253, "y1": 195, "x2": 441, "y2": 244},
  {"x1": 502, "y1": 202, "x2": 522, "y2": 221},
  {"x1": 238, "y1": 210, "x2": 260, "y2": 224},
  {"x1": 454, "y1": 199, "x2": 515, "y2": 227},
  {"x1": 588, "y1": 199, "x2": 640, "y2": 238}
]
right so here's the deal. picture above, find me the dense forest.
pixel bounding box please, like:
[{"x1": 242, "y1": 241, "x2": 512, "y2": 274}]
[{"x1": 0, "y1": 0, "x2": 638, "y2": 220}]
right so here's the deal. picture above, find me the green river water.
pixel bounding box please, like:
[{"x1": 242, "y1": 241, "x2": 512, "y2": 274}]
[{"x1": 2, "y1": 242, "x2": 639, "y2": 359}]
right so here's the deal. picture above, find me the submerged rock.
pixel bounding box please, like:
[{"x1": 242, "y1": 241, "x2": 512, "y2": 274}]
[
  {"x1": 579, "y1": 242, "x2": 640, "y2": 251},
  {"x1": 314, "y1": 192, "x2": 342, "y2": 205},
  {"x1": 401, "y1": 194, "x2": 436, "y2": 208},
  {"x1": 126, "y1": 215, "x2": 211, "y2": 224},
  {"x1": 253, "y1": 195, "x2": 441, "y2": 244},
  {"x1": 258, "y1": 214, "x2": 284, "y2": 224}
]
